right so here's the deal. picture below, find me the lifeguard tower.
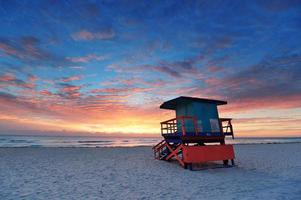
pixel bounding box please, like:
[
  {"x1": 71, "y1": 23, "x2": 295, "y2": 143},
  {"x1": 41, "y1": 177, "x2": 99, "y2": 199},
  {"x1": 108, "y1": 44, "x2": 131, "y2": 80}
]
[{"x1": 153, "y1": 96, "x2": 235, "y2": 169}]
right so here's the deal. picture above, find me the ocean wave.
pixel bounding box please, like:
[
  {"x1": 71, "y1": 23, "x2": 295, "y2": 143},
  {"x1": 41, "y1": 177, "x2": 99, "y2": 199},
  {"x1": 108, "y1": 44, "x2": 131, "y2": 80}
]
[
  {"x1": 77, "y1": 140, "x2": 113, "y2": 143},
  {"x1": 0, "y1": 135, "x2": 301, "y2": 148},
  {"x1": 9, "y1": 139, "x2": 34, "y2": 143}
]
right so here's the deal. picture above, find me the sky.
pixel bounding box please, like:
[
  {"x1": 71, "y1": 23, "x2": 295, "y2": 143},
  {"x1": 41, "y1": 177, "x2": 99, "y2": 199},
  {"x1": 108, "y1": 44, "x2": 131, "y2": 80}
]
[{"x1": 0, "y1": 0, "x2": 301, "y2": 137}]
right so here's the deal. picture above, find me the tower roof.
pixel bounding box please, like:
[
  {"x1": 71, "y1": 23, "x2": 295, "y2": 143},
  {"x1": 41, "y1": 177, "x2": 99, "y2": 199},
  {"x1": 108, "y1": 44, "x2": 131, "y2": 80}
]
[{"x1": 160, "y1": 96, "x2": 227, "y2": 110}]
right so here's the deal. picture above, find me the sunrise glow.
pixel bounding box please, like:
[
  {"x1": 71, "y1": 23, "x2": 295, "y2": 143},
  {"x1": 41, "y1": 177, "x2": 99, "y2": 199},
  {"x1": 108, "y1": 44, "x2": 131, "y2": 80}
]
[{"x1": 0, "y1": 1, "x2": 300, "y2": 137}]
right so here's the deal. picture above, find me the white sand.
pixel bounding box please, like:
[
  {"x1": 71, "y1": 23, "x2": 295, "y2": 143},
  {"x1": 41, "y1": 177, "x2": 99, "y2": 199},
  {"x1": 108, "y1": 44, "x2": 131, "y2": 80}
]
[{"x1": 0, "y1": 144, "x2": 301, "y2": 199}]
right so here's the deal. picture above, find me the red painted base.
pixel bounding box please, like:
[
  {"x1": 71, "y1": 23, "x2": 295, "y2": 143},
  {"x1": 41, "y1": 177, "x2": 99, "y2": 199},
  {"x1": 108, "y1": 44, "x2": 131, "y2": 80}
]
[{"x1": 182, "y1": 145, "x2": 235, "y2": 163}]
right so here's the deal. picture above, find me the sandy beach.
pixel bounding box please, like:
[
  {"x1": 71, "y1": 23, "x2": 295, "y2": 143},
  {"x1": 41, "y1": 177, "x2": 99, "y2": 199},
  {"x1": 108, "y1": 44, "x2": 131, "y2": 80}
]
[{"x1": 1, "y1": 143, "x2": 300, "y2": 199}]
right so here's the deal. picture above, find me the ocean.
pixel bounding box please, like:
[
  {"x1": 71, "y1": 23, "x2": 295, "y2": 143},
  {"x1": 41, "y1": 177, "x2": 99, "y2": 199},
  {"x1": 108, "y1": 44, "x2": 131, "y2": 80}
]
[{"x1": 0, "y1": 135, "x2": 301, "y2": 148}]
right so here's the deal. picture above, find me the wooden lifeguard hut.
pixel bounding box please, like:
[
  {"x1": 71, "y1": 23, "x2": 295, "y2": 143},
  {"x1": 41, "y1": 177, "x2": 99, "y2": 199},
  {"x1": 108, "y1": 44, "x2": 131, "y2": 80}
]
[{"x1": 153, "y1": 96, "x2": 235, "y2": 169}]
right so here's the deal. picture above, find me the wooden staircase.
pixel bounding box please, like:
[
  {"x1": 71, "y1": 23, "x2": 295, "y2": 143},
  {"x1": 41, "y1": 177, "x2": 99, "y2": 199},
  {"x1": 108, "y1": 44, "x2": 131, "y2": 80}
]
[
  {"x1": 152, "y1": 140, "x2": 168, "y2": 160},
  {"x1": 153, "y1": 140, "x2": 185, "y2": 166}
]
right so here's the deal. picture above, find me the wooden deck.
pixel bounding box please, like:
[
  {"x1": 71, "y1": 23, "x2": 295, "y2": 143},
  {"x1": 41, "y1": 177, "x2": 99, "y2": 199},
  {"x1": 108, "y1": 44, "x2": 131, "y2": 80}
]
[{"x1": 163, "y1": 134, "x2": 225, "y2": 144}]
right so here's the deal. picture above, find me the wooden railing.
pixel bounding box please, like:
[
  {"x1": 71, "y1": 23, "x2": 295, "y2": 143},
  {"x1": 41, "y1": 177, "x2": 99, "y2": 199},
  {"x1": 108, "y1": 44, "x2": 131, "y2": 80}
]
[
  {"x1": 160, "y1": 116, "x2": 234, "y2": 138},
  {"x1": 160, "y1": 116, "x2": 198, "y2": 136}
]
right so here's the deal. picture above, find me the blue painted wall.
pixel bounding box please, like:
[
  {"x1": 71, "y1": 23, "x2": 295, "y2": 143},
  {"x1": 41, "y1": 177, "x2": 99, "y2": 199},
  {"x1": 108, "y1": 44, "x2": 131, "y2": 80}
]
[
  {"x1": 175, "y1": 102, "x2": 195, "y2": 133},
  {"x1": 175, "y1": 102, "x2": 221, "y2": 133}
]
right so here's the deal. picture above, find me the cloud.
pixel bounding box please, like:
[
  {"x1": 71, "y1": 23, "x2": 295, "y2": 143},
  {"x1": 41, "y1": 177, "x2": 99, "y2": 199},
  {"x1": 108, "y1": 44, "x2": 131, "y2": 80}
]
[
  {"x1": 61, "y1": 85, "x2": 81, "y2": 93},
  {"x1": 206, "y1": 66, "x2": 224, "y2": 73},
  {"x1": 0, "y1": 91, "x2": 17, "y2": 101},
  {"x1": 67, "y1": 54, "x2": 107, "y2": 63},
  {"x1": 106, "y1": 52, "x2": 301, "y2": 113},
  {"x1": 206, "y1": 55, "x2": 230, "y2": 70},
  {"x1": 28, "y1": 74, "x2": 38, "y2": 82},
  {"x1": 153, "y1": 65, "x2": 181, "y2": 78},
  {"x1": 256, "y1": 0, "x2": 301, "y2": 11},
  {"x1": 0, "y1": 88, "x2": 132, "y2": 130},
  {"x1": 0, "y1": 73, "x2": 35, "y2": 89},
  {"x1": 101, "y1": 77, "x2": 167, "y2": 89},
  {"x1": 203, "y1": 54, "x2": 301, "y2": 111},
  {"x1": 0, "y1": 36, "x2": 71, "y2": 67},
  {"x1": 0, "y1": 91, "x2": 60, "y2": 118},
  {"x1": 21, "y1": 36, "x2": 39, "y2": 46},
  {"x1": 0, "y1": 36, "x2": 48, "y2": 60},
  {"x1": 0, "y1": 1, "x2": 300, "y2": 136},
  {"x1": 69, "y1": 66, "x2": 85, "y2": 70},
  {"x1": 193, "y1": 36, "x2": 234, "y2": 56},
  {"x1": 143, "y1": 79, "x2": 167, "y2": 87},
  {"x1": 228, "y1": 55, "x2": 300, "y2": 98},
  {"x1": 90, "y1": 87, "x2": 152, "y2": 94},
  {"x1": 154, "y1": 59, "x2": 200, "y2": 78},
  {"x1": 40, "y1": 90, "x2": 53, "y2": 96},
  {"x1": 58, "y1": 83, "x2": 82, "y2": 98},
  {"x1": 71, "y1": 29, "x2": 116, "y2": 41},
  {"x1": 61, "y1": 75, "x2": 81, "y2": 82},
  {"x1": 108, "y1": 58, "x2": 201, "y2": 78},
  {"x1": 91, "y1": 88, "x2": 130, "y2": 94},
  {"x1": 0, "y1": 74, "x2": 15, "y2": 82}
]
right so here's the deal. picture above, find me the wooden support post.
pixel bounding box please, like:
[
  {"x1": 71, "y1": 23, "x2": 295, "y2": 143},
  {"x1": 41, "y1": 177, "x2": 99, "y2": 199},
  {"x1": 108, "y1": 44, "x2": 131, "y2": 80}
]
[
  {"x1": 181, "y1": 117, "x2": 185, "y2": 136},
  {"x1": 193, "y1": 117, "x2": 198, "y2": 135},
  {"x1": 229, "y1": 120, "x2": 234, "y2": 139},
  {"x1": 165, "y1": 143, "x2": 185, "y2": 167},
  {"x1": 219, "y1": 119, "x2": 224, "y2": 136}
]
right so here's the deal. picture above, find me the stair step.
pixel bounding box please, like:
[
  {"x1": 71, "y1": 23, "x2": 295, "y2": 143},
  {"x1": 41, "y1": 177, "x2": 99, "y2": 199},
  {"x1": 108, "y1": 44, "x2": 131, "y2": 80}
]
[{"x1": 159, "y1": 154, "x2": 168, "y2": 160}]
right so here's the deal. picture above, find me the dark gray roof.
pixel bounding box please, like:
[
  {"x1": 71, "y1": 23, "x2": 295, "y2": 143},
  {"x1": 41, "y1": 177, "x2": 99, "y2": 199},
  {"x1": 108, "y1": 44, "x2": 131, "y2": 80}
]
[{"x1": 160, "y1": 96, "x2": 227, "y2": 110}]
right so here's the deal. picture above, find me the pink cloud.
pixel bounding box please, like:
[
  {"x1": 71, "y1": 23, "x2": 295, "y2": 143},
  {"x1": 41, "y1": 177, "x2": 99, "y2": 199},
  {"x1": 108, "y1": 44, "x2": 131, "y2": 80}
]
[
  {"x1": 0, "y1": 37, "x2": 70, "y2": 68},
  {"x1": 28, "y1": 74, "x2": 38, "y2": 83},
  {"x1": 91, "y1": 87, "x2": 152, "y2": 94},
  {"x1": 0, "y1": 73, "x2": 35, "y2": 89},
  {"x1": 61, "y1": 75, "x2": 81, "y2": 82},
  {"x1": 71, "y1": 30, "x2": 94, "y2": 40},
  {"x1": 67, "y1": 53, "x2": 107, "y2": 63},
  {"x1": 0, "y1": 43, "x2": 19, "y2": 57},
  {"x1": 0, "y1": 74, "x2": 15, "y2": 82},
  {"x1": 40, "y1": 90, "x2": 53, "y2": 96},
  {"x1": 119, "y1": 78, "x2": 140, "y2": 86},
  {"x1": 69, "y1": 66, "x2": 85, "y2": 70},
  {"x1": 204, "y1": 77, "x2": 222, "y2": 85},
  {"x1": 207, "y1": 66, "x2": 224, "y2": 73},
  {"x1": 0, "y1": 37, "x2": 43, "y2": 60},
  {"x1": 71, "y1": 29, "x2": 115, "y2": 41},
  {"x1": 61, "y1": 85, "x2": 81, "y2": 93},
  {"x1": 91, "y1": 88, "x2": 128, "y2": 93},
  {"x1": 58, "y1": 84, "x2": 82, "y2": 99},
  {"x1": 222, "y1": 94, "x2": 301, "y2": 112}
]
